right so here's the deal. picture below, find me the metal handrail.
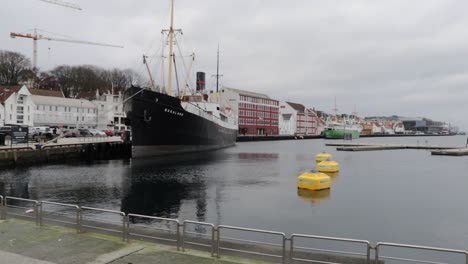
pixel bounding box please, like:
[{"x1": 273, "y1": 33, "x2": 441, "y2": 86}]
[
  {"x1": 39, "y1": 201, "x2": 80, "y2": 233},
  {"x1": 2, "y1": 195, "x2": 468, "y2": 264},
  {"x1": 127, "y1": 213, "x2": 180, "y2": 250},
  {"x1": 5, "y1": 196, "x2": 40, "y2": 225},
  {"x1": 290, "y1": 234, "x2": 371, "y2": 264},
  {"x1": 375, "y1": 242, "x2": 468, "y2": 264},
  {"x1": 182, "y1": 220, "x2": 216, "y2": 256},
  {"x1": 217, "y1": 225, "x2": 286, "y2": 263},
  {"x1": 80, "y1": 206, "x2": 126, "y2": 241}
]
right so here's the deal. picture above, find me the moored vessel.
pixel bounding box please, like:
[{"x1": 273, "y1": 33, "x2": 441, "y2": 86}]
[
  {"x1": 323, "y1": 121, "x2": 360, "y2": 139},
  {"x1": 124, "y1": 0, "x2": 238, "y2": 158}
]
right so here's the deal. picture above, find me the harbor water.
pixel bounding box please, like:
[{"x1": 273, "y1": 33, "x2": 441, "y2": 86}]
[{"x1": 1, "y1": 136, "x2": 468, "y2": 252}]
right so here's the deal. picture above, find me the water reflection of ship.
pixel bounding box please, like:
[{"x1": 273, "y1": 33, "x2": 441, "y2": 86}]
[
  {"x1": 297, "y1": 188, "x2": 331, "y2": 203},
  {"x1": 122, "y1": 151, "x2": 226, "y2": 223}
]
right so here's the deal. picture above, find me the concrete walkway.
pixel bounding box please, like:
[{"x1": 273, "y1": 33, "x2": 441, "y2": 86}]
[{"x1": 0, "y1": 219, "x2": 264, "y2": 264}]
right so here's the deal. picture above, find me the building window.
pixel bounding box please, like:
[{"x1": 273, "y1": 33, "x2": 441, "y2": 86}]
[
  {"x1": 9, "y1": 114, "x2": 12, "y2": 120},
  {"x1": 82, "y1": 116, "x2": 84, "y2": 121},
  {"x1": 10, "y1": 104, "x2": 12, "y2": 110},
  {"x1": 17, "y1": 106, "x2": 24, "y2": 114},
  {"x1": 17, "y1": 96, "x2": 24, "y2": 104},
  {"x1": 36, "y1": 105, "x2": 39, "y2": 110},
  {"x1": 55, "y1": 106, "x2": 58, "y2": 111}
]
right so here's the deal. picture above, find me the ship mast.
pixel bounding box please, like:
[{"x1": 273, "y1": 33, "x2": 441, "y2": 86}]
[
  {"x1": 213, "y1": 44, "x2": 223, "y2": 93},
  {"x1": 167, "y1": 0, "x2": 175, "y2": 96},
  {"x1": 216, "y1": 44, "x2": 219, "y2": 93}
]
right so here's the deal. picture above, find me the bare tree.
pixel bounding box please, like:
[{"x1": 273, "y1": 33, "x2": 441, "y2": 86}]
[
  {"x1": 0, "y1": 50, "x2": 33, "y2": 85},
  {"x1": 48, "y1": 65, "x2": 146, "y2": 97}
]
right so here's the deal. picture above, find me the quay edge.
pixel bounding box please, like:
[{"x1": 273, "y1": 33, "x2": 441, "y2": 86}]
[{"x1": 0, "y1": 142, "x2": 131, "y2": 168}]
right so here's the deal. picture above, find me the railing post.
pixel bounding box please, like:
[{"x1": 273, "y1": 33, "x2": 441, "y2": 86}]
[
  {"x1": 0, "y1": 195, "x2": 4, "y2": 220},
  {"x1": 181, "y1": 222, "x2": 186, "y2": 252},
  {"x1": 374, "y1": 244, "x2": 379, "y2": 264},
  {"x1": 34, "y1": 201, "x2": 40, "y2": 226},
  {"x1": 176, "y1": 221, "x2": 181, "y2": 251},
  {"x1": 367, "y1": 244, "x2": 371, "y2": 264},
  {"x1": 126, "y1": 214, "x2": 130, "y2": 243},
  {"x1": 38, "y1": 201, "x2": 43, "y2": 226},
  {"x1": 78, "y1": 206, "x2": 83, "y2": 233},
  {"x1": 4, "y1": 197, "x2": 7, "y2": 219},
  {"x1": 289, "y1": 236, "x2": 294, "y2": 263},
  {"x1": 282, "y1": 235, "x2": 286, "y2": 264},
  {"x1": 216, "y1": 226, "x2": 221, "y2": 258},
  {"x1": 76, "y1": 206, "x2": 81, "y2": 234},
  {"x1": 121, "y1": 212, "x2": 126, "y2": 242},
  {"x1": 211, "y1": 226, "x2": 215, "y2": 257}
]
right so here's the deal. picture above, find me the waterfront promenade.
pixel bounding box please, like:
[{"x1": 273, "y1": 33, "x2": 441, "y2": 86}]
[{"x1": 0, "y1": 218, "x2": 257, "y2": 264}]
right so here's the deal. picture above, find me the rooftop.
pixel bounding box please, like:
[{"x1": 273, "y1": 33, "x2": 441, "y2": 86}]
[
  {"x1": 29, "y1": 89, "x2": 64, "y2": 98},
  {"x1": 0, "y1": 85, "x2": 22, "y2": 104},
  {"x1": 286, "y1": 101, "x2": 306, "y2": 113},
  {"x1": 221, "y1": 86, "x2": 271, "y2": 99}
]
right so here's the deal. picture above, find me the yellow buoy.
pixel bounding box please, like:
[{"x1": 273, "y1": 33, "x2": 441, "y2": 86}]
[
  {"x1": 297, "y1": 188, "x2": 330, "y2": 202},
  {"x1": 317, "y1": 160, "x2": 340, "y2": 173},
  {"x1": 315, "y1": 153, "x2": 332, "y2": 163},
  {"x1": 297, "y1": 171, "x2": 331, "y2": 191}
]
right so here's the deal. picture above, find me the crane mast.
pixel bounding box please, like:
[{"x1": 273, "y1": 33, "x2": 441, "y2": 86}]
[
  {"x1": 37, "y1": 0, "x2": 82, "y2": 10},
  {"x1": 10, "y1": 29, "x2": 124, "y2": 83}
]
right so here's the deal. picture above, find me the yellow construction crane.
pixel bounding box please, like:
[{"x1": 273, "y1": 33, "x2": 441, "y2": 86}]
[
  {"x1": 10, "y1": 29, "x2": 124, "y2": 78},
  {"x1": 37, "y1": 0, "x2": 82, "y2": 10}
]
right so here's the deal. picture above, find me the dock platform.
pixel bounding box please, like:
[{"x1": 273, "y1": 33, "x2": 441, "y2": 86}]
[
  {"x1": 326, "y1": 143, "x2": 468, "y2": 155},
  {"x1": 0, "y1": 136, "x2": 131, "y2": 167},
  {"x1": 431, "y1": 148, "x2": 468, "y2": 156}
]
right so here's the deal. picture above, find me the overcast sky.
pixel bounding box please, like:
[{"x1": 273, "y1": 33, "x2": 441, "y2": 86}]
[{"x1": 2, "y1": 0, "x2": 468, "y2": 129}]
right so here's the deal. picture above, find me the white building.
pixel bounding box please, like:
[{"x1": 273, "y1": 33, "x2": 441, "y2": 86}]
[
  {"x1": 279, "y1": 101, "x2": 320, "y2": 136},
  {"x1": 88, "y1": 90, "x2": 127, "y2": 131},
  {"x1": 31, "y1": 92, "x2": 97, "y2": 129},
  {"x1": 279, "y1": 101, "x2": 297, "y2": 135},
  {"x1": 0, "y1": 85, "x2": 34, "y2": 126}
]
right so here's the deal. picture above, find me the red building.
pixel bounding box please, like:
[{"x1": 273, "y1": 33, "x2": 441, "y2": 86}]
[{"x1": 217, "y1": 87, "x2": 279, "y2": 136}]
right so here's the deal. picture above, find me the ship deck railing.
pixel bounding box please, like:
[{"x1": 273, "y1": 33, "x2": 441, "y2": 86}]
[{"x1": 182, "y1": 101, "x2": 237, "y2": 127}]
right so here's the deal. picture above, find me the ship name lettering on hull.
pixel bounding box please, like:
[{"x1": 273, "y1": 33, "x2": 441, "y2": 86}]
[{"x1": 164, "y1": 108, "x2": 184, "y2": 117}]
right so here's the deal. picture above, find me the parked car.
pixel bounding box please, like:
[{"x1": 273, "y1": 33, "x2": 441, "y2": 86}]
[
  {"x1": 88, "y1": 129, "x2": 106, "y2": 136},
  {"x1": 30, "y1": 127, "x2": 53, "y2": 140},
  {"x1": 103, "y1": 129, "x2": 114, "y2": 136},
  {"x1": 63, "y1": 129, "x2": 80, "y2": 137},
  {"x1": 78, "y1": 128, "x2": 92, "y2": 137}
]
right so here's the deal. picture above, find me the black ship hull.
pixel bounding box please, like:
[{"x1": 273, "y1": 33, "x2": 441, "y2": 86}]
[{"x1": 124, "y1": 86, "x2": 238, "y2": 158}]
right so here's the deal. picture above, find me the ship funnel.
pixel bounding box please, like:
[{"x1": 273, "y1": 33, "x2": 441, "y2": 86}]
[{"x1": 196, "y1": 72, "x2": 205, "y2": 92}]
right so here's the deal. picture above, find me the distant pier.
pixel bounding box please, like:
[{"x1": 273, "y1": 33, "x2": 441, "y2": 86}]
[
  {"x1": 237, "y1": 133, "x2": 455, "y2": 142},
  {"x1": 326, "y1": 142, "x2": 468, "y2": 156}
]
